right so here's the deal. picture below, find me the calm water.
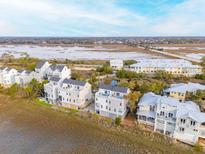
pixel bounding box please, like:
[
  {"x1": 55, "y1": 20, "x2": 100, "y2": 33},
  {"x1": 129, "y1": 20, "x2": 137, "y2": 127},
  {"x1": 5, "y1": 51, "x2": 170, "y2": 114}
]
[
  {"x1": 0, "y1": 119, "x2": 135, "y2": 154},
  {"x1": 0, "y1": 45, "x2": 161, "y2": 60}
]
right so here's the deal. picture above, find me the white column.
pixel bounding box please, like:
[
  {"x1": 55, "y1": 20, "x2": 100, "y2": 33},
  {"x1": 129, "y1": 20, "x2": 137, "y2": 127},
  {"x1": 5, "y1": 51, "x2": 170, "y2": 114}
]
[{"x1": 164, "y1": 121, "x2": 167, "y2": 135}]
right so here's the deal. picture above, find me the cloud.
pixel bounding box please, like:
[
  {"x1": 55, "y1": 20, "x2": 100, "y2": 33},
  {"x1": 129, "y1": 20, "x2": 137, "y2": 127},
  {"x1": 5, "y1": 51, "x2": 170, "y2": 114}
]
[
  {"x1": 151, "y1": 0, "x2": 205, "y2": 36},
  {"x1": 0, "y1": 0, "x2": 204, "y2": 36}
]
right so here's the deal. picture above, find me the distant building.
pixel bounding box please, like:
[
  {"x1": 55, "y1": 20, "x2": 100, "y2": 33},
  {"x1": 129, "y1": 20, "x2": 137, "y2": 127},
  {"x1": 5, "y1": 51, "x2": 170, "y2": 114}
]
[
  {"x1": 163, "y1": 82, "x2": 205, "y2": 102},
  {"x1": 14, "y1": 70, "x2": 42, "y2": 87},
  {"x1": 129, "y1": 59, "x2": 202, "y2": 76},
  {"x1": 137, "y1": 92, "x2": 205, "y2": 145},
  {"x1": 35, "y1": 61, "x2": 51, "y2": 79},
  {"x1": 58, "y1": 78, "x2": 92, "y2": 109},
  {"x1": 45, "y1": 64, "x2": 71, "y2": 79},
  {"x1": 110, "y1": 59, "x2": 123, "y2": 70},
  {"x1": 44, "y1": 78, "x2": 92, "y2": 109},
  {"x1": 0, "y1": 67, "x2": 17, "y2": 86},
  {"x1": 44, "y1": 77, "x2": 62, "y2": 104},
  {"x1": 95, "y1": 84, "x2": 130, "y2": 119},
  {"x1": 35, "y1": 61, "x2": 71, "y2": 79}
]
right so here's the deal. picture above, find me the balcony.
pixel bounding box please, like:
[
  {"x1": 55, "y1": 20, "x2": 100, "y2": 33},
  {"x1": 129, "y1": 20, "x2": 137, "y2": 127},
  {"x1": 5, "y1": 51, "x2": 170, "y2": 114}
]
[{"x1": 96, "y1": 92, "x2": 124, "y2": 99}]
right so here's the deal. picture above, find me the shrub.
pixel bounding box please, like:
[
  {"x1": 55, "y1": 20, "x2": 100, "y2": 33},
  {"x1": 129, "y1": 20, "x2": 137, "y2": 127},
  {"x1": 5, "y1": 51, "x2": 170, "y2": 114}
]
[
  {"x1": 115, "y1": 117, "x2": 121, "y2": 126},
  {"x1": 193, "y1": 142, "x2": 203, "y2": 152},
  {"x1": 7, "y1": 84, "x2": 19, "y2": 96}
]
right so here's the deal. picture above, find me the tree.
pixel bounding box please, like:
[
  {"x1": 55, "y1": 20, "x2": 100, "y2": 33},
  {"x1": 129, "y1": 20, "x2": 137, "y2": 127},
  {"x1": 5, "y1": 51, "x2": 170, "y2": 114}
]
[
  {"x1": 96, "y1": 64, "x2": 113, "y2": 74},
  {"x1": 139, "y1": 81, "x2": 167, "y2": 94},
  {"x1": 201, "y1": 56, "x2": 205, "y2": 68},
  {"x1": 124, "y1": 60, "x2": 137, "y2": 66},
  {"x1": 126, "y1": 91, "x2": 141, "y2": 113},
  {"x1": 154, "y1": 71, "x2": 173, "y2": 81},
  {"x1": 23, "y1": 87, "x2": 34, "y2": 98},
  {"x1": 88, "y1": 73, "x2": 98, "y2": 90}
]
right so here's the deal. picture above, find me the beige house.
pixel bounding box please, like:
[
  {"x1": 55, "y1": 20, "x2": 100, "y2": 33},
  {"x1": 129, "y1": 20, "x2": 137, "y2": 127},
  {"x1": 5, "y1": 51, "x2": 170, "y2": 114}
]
[
  {"x1": 164, "y1": 82, "x2": 205, "y2": 102},
  {"x1": 129, "y1": 59, "x2": 202, "y2": 76}
]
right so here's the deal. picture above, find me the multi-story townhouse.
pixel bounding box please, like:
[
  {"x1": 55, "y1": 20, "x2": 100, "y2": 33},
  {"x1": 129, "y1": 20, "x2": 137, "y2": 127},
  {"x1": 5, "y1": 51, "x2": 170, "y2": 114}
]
[
  {"x1": 95, "y1": 84, "x2": 130, "y2": 119},
  {"x1": 110, "y1": 59, "x2": 123, "y2": 70},
  {"x1": 15, "y1": 70, "x2": 43, "y2": 87},
  {"x1": 35, "y1": 61, "x2": 51, "y2": 79},
  {"x1": 137, "y1": 92, "x2": 205, "y2": 145},
  {"x1": 129, "y1": 59, "x2": 202, "y2": 76},
  {"x1": 45, "y1": 64, "x2": 71, "y2": 79},
  {"x1": 44, "y1": 77, "x2": 62, "y2": 104},
  {"x1": 174, "y1": 109, "x2": 205, "y2": 145},
  {"x1": 0, "y1": 67, "x2": 18, "y2": 86},
  {"x1": 58, "y1": 78, "x2": 92, "y2": 109},
  {"x1": 163, "y1": 82, "x2": 205, "y2": 102}
]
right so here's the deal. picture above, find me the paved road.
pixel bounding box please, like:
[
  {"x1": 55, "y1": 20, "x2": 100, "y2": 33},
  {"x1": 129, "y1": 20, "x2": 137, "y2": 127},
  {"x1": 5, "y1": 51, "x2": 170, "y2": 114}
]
[{"x1": 150, "y1": 49, "x2": 201, "y2": 63}]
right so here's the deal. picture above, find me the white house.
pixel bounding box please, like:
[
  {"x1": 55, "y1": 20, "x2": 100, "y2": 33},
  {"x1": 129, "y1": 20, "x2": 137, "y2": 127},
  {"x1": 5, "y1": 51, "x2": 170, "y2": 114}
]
[
  {"x1": 45, "y1": 64, "x2": 71, "y2": 79},
  {"x1": 0, "y1": 67, "x2": 18, "y2": 86},
  {"x1": 58, "y1": 78, "x2": 92, "y2": 109},
  {"x1": 14, "y1": 70, "x2": 42, "y2": 87},
  {"x1": 110, "y1": 59, "x2": 123, "y2": 70},
  {"x1": 129, "y1": 59, "x2": 202, "y2": 76},
  {"x1": 44, "y1": 77, "x2": 62, "y2": 104},
  {"x1": 35, "y1": 61, "x2": 51, "y2": 79},
  {"x1": 137, "y1": 92, "x2": 205, "y2": 145},
  {"x1": 163, "y1": 82, "x2": 205, "y2": 102},
  {"x1": 95, "y1": 84, "x2": 130, "y2": 119}
]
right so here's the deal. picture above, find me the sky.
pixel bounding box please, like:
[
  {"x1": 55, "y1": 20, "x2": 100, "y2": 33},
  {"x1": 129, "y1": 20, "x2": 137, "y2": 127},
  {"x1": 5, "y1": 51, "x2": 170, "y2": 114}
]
[{"x1": 0, "y1": 0, "x2": 204, "y2": 37}]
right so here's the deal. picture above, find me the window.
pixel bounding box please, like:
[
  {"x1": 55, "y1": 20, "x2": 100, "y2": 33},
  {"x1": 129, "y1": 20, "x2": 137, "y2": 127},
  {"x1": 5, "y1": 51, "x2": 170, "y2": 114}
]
[
  {"x1": 116, "y1": 93, "x2": 120, "y2": 97},
  {"x1": 179, "y1": 127, "x2": 185, "y2": 132},
  {"x1": 168, "y1": 113, "x2": 173, "y2": 118},
  {"x1": 101, "y1": 105, "x2": 103, "y2": 108},
  {"x1": 114, "y1": 108, "x2": 116, "y2": 112},
  {"x1": 106, "y1": 106, "x2": 108, "y2": 109},
  {"x1": 190, "y1": 121, "x2": 196, "y2": 126},
  {"x1": 160, "y1": 111, "x2": 165, "y2": 116},
  {"x1": 120, "y1": 103, "x2": 122, "y2": 106},
  {"x1": 180, "y1": 119, "x2": 186, "y2": 124}
]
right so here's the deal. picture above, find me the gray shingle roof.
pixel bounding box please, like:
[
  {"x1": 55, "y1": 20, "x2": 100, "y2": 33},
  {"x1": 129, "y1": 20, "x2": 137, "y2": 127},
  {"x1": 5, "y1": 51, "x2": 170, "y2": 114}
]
[
  {"x1": 99, "y1": 84, "x2": 128, "y2": 93},
  {"x1": 0, "y1": 67, "x2": 6, "y2": 70},
  {"x1": 49, "y1": 64, "x2": 65, "y2": 72},
  {"x1": 36, "y1": 61, "x2": 47, "y2": 69},
  {"x1": 18, "y1": 70, "x2": 24, "y2": 73},
  {"x1": 62, "y1": 78, "x2": 86, "y2": 86},
  {"x1": 49, "y1": 76, "x2": 61, "y2": 82}
]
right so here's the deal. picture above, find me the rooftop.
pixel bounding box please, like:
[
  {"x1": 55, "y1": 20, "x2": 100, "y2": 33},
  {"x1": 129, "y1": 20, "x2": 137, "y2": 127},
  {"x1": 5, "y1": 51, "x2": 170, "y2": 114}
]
[
  {"x1": 99, "y1": 84, "x2": 129, "y2": 93},
  {"x1": 49, "y1": 76, "x2": 61, "y2": 82},
  {"x1": 62, "y1": 78, "x2": 86, "y2": 86},
  {"x1": 139, "y1": 92, "x2": 205, "y2": 123},
  {"x1": 49, "y1": 64, "x2": 66, "y2": 72},
  {"x1": 130, "y1": 59, "x2": 201, "y2": 68},
  {"x1": 164, "y1": 82, "x2": 205, "y2": 93},
  {"x1": 35, "y1": 61, "x2": 48, "y2": 69}
]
